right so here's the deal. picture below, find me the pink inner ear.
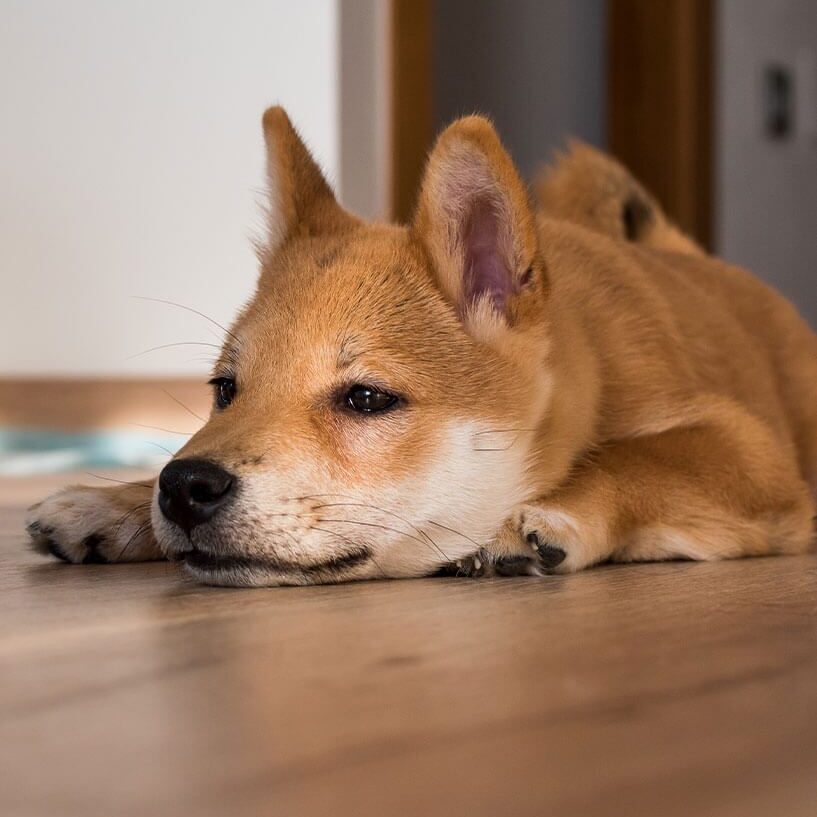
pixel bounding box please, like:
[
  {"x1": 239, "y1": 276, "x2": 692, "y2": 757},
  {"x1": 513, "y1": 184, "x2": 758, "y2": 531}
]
[{"x1": 462, "y1": 197, "x2": 514, "y2": 314}]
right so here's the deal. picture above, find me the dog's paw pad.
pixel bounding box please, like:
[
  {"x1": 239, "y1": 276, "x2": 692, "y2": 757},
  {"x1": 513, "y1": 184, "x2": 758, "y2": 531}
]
[
  {"x1": 81, "y1": 535, "x2": 109, "y2": 564},
  {"x1": 526, "y1": 531, "x2": 567, "y2": 571},
  {"x1": 492, "y1": 553, "x2": 537, "y2": 577}
]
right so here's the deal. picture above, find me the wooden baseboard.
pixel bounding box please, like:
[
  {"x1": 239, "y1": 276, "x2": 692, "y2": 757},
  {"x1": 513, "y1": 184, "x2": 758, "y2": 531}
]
[{"x1": 0, "y1": 378, "x2": 211, "y2": 433}]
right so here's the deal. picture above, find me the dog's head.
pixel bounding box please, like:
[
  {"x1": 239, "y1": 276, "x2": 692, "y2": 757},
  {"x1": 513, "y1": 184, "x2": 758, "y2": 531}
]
[{"x1": 151, "y1": 107, "x2": 553, "y2": 586}]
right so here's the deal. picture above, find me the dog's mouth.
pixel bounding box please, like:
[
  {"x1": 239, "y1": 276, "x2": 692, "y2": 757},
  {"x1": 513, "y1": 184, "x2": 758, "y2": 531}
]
[{"x1": 182, "y1": 545, "x2": 372, "y2": 578}]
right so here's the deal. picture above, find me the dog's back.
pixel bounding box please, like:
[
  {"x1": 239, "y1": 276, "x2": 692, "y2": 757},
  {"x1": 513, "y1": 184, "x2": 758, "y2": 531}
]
[{"x1": 537, "y1": 144, "x2": 817, "y2": 492}]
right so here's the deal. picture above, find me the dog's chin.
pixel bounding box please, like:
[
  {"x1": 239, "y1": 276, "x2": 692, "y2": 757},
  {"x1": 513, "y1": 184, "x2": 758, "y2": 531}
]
[
  {"x1": 180, "y1": 545, "x2": 374, "y2": 587},
  {"x1": 152, "y1": 523, "x2": 373, "y2": 588}
]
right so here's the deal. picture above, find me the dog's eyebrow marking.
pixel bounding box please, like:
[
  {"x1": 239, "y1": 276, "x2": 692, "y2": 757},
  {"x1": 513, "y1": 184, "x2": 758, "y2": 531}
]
[{"x1": 337, "y1": 336, "x2": 363, "y2": 369}]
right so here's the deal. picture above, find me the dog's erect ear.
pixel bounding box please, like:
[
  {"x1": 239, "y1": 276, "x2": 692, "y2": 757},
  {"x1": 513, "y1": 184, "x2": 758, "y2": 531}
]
[
  {"x1": 262, "y1": 106, "x2": 355, "y2": 252},
  {"x1": 413, "y1": 116, "x2": 538, "y2": 333}
]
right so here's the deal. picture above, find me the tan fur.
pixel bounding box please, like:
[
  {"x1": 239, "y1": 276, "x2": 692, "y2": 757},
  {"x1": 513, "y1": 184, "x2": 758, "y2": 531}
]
[
  {"x1": 537, "y1": 141, "x2": 704, "y2": 256},
  {"x1": 27, "y1": 108, "x2": 817, "y2": 585}
]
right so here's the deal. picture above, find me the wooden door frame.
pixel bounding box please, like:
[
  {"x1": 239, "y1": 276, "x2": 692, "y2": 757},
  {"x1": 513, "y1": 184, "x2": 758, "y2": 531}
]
[
  {"x1": 338, "y1": 0, "x2": 432, "y2": 224},
  {"x1": 390, "y1": 0, "x2": 433, "y2": 223},
  {"x1": 608, "y1": 0, "x2": 714, "y2": 248}
]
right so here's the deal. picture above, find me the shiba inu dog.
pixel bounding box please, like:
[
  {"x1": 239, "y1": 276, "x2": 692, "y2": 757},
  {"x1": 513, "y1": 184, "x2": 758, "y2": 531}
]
[{"x1": 26, "y1": 107, "x2": 817, "y2": 586}]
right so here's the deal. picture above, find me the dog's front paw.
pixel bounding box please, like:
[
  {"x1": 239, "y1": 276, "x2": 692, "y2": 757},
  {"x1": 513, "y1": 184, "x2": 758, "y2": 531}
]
[
  {"x1": 513, "y1": 503, "x2": 609, "y2": 574},
  {"x1": 491, "y1": 503, "x2": 605, "y2": 574},
  {"x1": 26, "y1": 484, "x2": 163, "y2": 564}
]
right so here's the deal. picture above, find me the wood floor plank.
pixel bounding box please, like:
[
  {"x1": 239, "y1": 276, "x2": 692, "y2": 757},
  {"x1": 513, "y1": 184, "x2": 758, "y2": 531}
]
[{"x1": 2, "y1": 490, "x2": 816, "y2": 816}]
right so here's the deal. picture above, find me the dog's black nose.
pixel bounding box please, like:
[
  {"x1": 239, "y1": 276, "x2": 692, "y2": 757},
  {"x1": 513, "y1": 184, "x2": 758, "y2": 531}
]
[{"x1": 158, "y1": 458, "x2": 235, "y2": 533}]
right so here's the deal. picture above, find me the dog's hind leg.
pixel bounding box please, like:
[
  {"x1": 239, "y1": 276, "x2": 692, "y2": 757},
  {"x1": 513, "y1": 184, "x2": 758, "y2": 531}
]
[{"x1": 25, "y1": 480, "x2": 164, "y2": 564}]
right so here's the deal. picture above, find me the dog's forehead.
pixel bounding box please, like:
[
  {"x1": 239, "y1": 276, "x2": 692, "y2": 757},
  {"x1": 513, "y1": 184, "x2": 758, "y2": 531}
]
[
  {"x1": 233, "y1": 226, "x2": 461, "y2": 369},
  {"x1": 275, "y1": 225, "x2": 427, "y2": 294}
]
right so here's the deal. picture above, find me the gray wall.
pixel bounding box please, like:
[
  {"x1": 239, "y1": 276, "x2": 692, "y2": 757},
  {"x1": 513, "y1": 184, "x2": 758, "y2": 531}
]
[
  {"x1": 433, "y1": 0, "x2": 606, "y2": 182},
  {"x1": 717, "y1": 0, "x2": 817, "y2": 327}
]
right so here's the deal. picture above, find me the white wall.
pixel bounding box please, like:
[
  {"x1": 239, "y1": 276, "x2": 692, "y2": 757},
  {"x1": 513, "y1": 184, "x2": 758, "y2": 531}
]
[
  {"x1": 717, "y1": 0, "x2": 817, "y2": 328},
  {"x1": 339, "y1": 0, "x2": 391, "y2": 222},
  {"x1": 0, "y1": 0, "x2": 339, "y2": 375}
]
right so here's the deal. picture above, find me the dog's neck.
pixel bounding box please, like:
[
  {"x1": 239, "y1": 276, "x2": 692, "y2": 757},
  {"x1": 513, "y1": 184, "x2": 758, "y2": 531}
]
[{"x1": 526, "y1": 289, "x2": 601, "y2": 499}]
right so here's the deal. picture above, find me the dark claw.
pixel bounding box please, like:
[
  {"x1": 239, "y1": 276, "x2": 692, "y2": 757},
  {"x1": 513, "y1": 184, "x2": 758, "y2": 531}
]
[
  {"x1": 28, "y1": 521, "x2": 56, "y2": 539},
  {"x1": 430, "y1": 551, "x2": 484, "y2": 578},
  {"x1": 46, "y1": 539, "x2": 71, "y2": 563},
  {"x1": 527, "y1": 531, "x2": 566, "y2": 570}
]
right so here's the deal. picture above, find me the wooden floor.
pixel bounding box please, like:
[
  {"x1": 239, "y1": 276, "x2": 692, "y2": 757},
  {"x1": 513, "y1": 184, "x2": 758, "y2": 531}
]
[{"x1": 3, "y1": 474, "x2": 817, "y2": 817}]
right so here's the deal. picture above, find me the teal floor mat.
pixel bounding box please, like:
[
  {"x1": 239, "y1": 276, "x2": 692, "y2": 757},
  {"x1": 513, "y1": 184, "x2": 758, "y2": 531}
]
[{"x1": 0, "y1": 429, "x2": 184, "y2": 476}]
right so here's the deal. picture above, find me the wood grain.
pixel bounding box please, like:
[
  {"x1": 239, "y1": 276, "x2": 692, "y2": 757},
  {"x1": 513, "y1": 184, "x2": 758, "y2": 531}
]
[{"x1": 2, "y1": 484, "x2": 817, "y2": 816}]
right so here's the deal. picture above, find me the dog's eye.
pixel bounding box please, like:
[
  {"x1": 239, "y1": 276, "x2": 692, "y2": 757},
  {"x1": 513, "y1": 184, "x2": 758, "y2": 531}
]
[
  {"x1": 209, "y1": 377, "x2": 236, "y2": 409},
  {"x1": 344, "y1": 384, "x2": 399, "y2": 414}
]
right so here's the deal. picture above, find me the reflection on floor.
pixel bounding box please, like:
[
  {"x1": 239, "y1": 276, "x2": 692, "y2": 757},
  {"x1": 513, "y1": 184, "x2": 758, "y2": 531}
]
[{"x1": 3, "y1": 471, "x2": 817, "y2": 817}]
